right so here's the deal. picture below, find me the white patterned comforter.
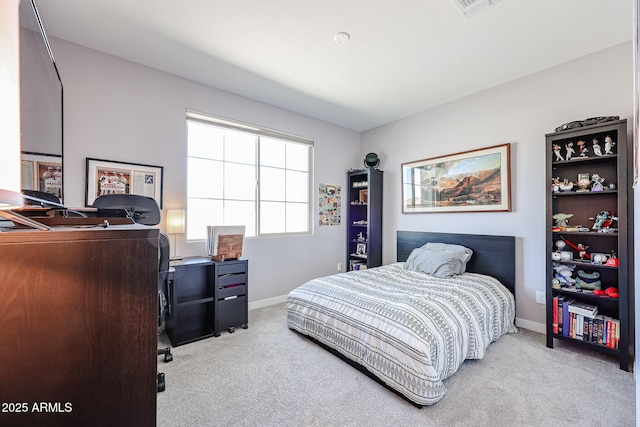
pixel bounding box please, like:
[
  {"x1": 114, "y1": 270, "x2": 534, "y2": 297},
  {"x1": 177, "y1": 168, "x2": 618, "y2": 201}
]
[{"x1": 286, "y1": 263, "x2": 517, "y2": 405}]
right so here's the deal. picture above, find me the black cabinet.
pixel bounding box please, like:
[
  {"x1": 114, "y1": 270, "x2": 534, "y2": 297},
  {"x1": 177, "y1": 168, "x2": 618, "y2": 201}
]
[
  {"x1": 347, "y1": 168, "x2": 383, "y2": 271},
  {"x1": 545, "y1": 119, "x2": 633, "y2": 371},
  {"x1": 213, "y1": 259, "x2": 249, "y2": 336},
  {"x1": 166, "y1": 257, "x2": 215, "y2": 346}
]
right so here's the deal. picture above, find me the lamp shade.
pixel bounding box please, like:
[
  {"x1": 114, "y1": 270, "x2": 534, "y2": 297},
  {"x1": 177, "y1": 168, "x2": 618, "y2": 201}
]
[
  {"x1": 0, "y1": 0, "x2": 23, "y2": 210},
  {"x1": 166, "y1": 209, "x2": 185, "y2": 234}
]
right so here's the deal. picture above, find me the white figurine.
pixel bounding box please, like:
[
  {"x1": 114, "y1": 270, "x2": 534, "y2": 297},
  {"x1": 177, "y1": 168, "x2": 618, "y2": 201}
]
[
  {"x1": 604, "y1": 136, "x2": 616, "y2": 154},
  {"x1": 577, "y1": 140, "x2": 588, "y2": 157},
  {"x1": 565, "y1": 142, "x2": 575, "y2": 160},
  {"x1": 592, "y1": 138, "x2": 603, "y2": 156},
  {"x1": 553, "y1": 143, "x2": 564, "y2": 161},
  {"x1": 591, "y1": 173, "x2": 605, "y2": 191}
]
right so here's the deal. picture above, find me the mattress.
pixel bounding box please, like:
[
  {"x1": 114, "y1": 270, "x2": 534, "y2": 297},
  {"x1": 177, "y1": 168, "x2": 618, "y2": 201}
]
[{"x1": 286, "y1": 262, "x2": 517, "y2": 405}]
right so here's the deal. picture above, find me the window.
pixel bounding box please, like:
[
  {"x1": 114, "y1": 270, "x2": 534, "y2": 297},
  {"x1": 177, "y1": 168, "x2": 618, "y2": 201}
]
[{"x1": 186, "y1": 111, "x2": 313, "y2": 240}]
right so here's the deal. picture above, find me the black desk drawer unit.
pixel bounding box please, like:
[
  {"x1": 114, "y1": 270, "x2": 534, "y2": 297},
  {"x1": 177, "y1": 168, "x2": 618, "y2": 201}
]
[{"x1": 214, "y1": 259, "x2": 249, "y2": 336}]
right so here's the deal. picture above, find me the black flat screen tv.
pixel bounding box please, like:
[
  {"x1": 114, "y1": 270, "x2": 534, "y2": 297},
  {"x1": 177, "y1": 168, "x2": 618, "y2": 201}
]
[{"x1": 19, "y1": 0, "x2": 63, "y2": 201}]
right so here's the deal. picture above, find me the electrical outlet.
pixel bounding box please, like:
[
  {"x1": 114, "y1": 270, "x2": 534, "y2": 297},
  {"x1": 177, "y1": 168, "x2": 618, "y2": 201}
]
[
  {"x1": 536, "y1": 291, "x2": 545, "y2": 304},
  {"x1": 337, "y1": 263, "x2": 342, "y2": 272}
]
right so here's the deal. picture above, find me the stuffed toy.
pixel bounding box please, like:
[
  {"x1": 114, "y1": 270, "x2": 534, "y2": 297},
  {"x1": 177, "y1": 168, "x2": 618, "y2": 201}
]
[
  {"x1": 552, "y1": 262, "x2": 576, "y2": 287},
  {"x1": 575, "y1": 270, "x2": 601, "y2": 290}
]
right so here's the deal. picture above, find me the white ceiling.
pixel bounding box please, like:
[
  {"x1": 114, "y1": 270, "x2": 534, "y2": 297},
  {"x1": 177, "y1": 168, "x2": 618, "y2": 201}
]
[{"x1": 38, "y1": 0, "x2": 632, "y2": 131}]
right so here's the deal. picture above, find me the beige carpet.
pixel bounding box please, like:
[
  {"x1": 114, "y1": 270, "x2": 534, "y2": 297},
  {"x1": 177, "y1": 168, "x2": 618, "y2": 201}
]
[{"x1": 157, "y1": 303, "x2": 635, "y2": 427}]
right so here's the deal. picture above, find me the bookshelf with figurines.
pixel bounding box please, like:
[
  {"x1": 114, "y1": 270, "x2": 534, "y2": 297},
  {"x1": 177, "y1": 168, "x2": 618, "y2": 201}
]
[
  {"x1": 347, "y1": 168, "x2": 383, "y2": 271},
  {"x1": 545, "y1": 118, "x2": 633, "y2": 371}
]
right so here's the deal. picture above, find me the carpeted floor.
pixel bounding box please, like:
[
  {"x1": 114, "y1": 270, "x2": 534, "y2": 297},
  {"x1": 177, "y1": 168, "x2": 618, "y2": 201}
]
[{"x1": 157, "y1": 303, "x2": 635, "y2": 427}]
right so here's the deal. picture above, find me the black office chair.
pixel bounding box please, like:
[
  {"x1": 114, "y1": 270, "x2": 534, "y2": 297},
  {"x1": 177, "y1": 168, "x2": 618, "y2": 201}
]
[
  {"x1": 91, "y1": 194, "x2": 173, "y2": 392},
  {"x1": 22, "y1": 189, "x2": 62, "y2": 206}
]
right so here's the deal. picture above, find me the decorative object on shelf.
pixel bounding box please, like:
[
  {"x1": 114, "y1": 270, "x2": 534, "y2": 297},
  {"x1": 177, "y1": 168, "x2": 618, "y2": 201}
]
[
  {"x1": 553, "y1": 143, "x2": 564, "y2": 161},
  {"x1": 558, "y1": 179, "x2": 574, "y2": 192},
  {"x1": 401, "y1": 143, "x2": 511, "y2": 213},
  {"x1": 591, "y1": 253, "x2": 611, "y2": 265},
  {"x1": 576, "y1": 173, "x2": 590, "y2": 192},
  {"x1": 552, "y1": 177, "x2": 560, "y2": 192},
  {"x1": 565, "y1": 142, "x2": 575, "y2": 160},
  {"x1": 606, "y1": 253, "x2": 619, "y2": 267},
  {"x1": 206, "y1": 225, "x2": 245, "y2": 262},
  {"x1": 318, "y1": 183, "x2": 341, "y2": 226},
  {"x1": 592, "y1": 138, "x2": 603, "y2": 156},
  {"x1": 553, "y1": 213, "x2": 573, "y2": 228},
  {"x1": 604, "y1": 136, "x2": 616, "y2": 154},
  {"x1": 558, "y1": 236, "x2": 590, "y2": 260},
  {"x1": 166, "y1": 209, "x2": 185, "y2": 260},
  {"x1": 364, "y1": 152, "x2": 380, "y2": 169},
  {"x1": 553, "y1": 116, "x2": 620, "y2": 133},
  {"x1": 359, "y1": 189, "x2": 368, "y2": 204},
  {"x1": 575, "y1": 270, "x2": 601, "y2": 290},
  {"x1": 576, "y1": 140, "x2": 588, "y2": 157},
  {"x1": 590, "y1": 210, "x2": 618, "y2": 232},
  {"x1": 85, "y1": 157, "x2": 164, "y2": 207},
  {"x1": 590, "y1": 174, "x2": 605, "y2": 191},
  {"x1": 552, "y1": 262, "x2": 576, "y2": 287}
]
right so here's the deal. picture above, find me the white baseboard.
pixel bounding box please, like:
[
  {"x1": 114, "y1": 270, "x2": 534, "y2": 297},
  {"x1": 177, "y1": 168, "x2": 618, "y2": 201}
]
[
  {"x1": 516, "y1": 317, "x2": 545, "y2": 334},
  {"x1": 248, "y1": 294, "x2": 288, "y2": 311}
]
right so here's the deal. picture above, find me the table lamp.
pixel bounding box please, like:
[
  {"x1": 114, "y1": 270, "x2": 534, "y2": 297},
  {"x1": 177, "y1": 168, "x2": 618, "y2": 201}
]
[{"x1": 166, "y1": 209, "x2": 185, "y2": 260}]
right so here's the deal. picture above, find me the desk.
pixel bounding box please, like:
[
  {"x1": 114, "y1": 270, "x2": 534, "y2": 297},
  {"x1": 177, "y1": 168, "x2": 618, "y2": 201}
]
[
  {"x1": 165, "y1": 257, "x2": 248, "y2": 346},
  {"x1": 0, "y1": 227, "x2": 158, "y2": 427}
]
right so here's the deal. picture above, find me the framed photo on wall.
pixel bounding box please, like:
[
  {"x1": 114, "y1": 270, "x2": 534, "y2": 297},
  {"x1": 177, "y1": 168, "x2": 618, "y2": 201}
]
[
  {"x1": 401, "y1": 143, "x2": 511, "y2": 213},
  {"x1": 85, "y1": 157, "x2": 164, "y2": 207},
  {"x1": 21, "y1": 152, "x2": 63, "y2": 201}
]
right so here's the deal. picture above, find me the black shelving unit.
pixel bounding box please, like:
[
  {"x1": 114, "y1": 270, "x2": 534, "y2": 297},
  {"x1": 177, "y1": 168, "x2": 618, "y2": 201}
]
[
  {"x1": 545, "y1": 119, "x2": 634, "y2": 371},
  {"x1": 347, "y1": 168, "x2": 383, "y2": 271},
  {"x1": 166, "y1": 257, "x2": 215, "y2": 346}
]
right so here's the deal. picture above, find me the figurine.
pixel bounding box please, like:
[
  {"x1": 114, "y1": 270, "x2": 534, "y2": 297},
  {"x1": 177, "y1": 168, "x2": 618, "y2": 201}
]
[
  {"x1": 559, "y1": 179, "x2": 574, "y2": 192},
  {"x1": 553, "y1": 143, "x2": 564, "y2": 161},
  {"x1": 591, "y1": 174, "x2": 605, "y2": 191},
  {"x1": 565, "y1": 142, "x2": 575, "y2": 160},
  {"x1": 553, "y1": 213, "x2": 573, "y2": 228},
  {"x1": 604, "y1": 136, "x2": 615, "y2": 154},
  {"x1": 592, "y1": 138, "x2": 603, "y2": 156},
  {"x1": 590, "y1": 210, "x2": 618, "y2": 232},
  {"x1": 552, "y1": 177, "x2": 561, "y2": 192},
  {"x1": 576, "y1": 173, "x2": 590, "y2": 192},
  {"x1": 576, "y1": 140, "x2": 588, "y2": 157}
]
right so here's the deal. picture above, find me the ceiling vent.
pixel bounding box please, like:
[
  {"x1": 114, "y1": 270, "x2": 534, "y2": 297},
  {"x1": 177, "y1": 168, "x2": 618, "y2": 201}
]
[{"x1": 452, "y1": 0, "x2": 501, "y2": 17}]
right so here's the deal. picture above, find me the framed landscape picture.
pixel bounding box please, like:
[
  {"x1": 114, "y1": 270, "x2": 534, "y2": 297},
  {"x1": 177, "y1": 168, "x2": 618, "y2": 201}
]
[{"x1": 401, "y1": 143, "x2": 511, "y2": 213}]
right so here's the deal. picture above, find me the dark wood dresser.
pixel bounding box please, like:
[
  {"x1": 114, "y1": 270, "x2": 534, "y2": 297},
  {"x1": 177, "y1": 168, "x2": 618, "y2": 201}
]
[{"x1": 0, "y1": 226, "x2": 158, "y2": 427}]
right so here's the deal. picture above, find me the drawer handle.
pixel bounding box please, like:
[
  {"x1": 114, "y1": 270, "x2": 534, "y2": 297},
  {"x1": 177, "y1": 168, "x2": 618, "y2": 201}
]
[{"x1": 224, "y1": 295, "x2": 238, "y2": 300}]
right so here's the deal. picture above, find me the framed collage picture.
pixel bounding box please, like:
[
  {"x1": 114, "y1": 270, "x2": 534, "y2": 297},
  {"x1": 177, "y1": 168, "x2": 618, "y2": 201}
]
[{"x1": 85, "y1": 158, "x2": 164, "y2": 207}]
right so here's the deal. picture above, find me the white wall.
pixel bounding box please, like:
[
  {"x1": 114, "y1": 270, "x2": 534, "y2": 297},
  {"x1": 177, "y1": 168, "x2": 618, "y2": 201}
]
[
  {"x1": 361, "y1": 42, "x2": 634, "y2": 330},
  {"x1": 53, "y1": 39, "x2": 361, "y2": 303}
]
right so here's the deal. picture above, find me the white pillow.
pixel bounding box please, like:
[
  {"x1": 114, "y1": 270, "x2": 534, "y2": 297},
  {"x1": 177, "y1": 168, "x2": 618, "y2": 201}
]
[{"x1": 404, "y1": 242, "x2": 473, "y2": 278}]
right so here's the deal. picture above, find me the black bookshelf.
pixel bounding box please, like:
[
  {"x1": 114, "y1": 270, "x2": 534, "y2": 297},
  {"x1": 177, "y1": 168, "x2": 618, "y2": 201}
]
[
  {"x1": 346, "y1": 169, "x2": 383, "y2": 271},
  {"x1": 545, "y1": 119, "x2": 634, "y2": 371}
]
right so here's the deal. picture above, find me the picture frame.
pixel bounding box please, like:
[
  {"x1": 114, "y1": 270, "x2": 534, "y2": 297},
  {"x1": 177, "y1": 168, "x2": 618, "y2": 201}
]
[
  {"x1": 85, "y1": 157, "x2": 164, "y2": 207},
  {"x1": 401, "y1": 143, "x2": 511, "y2": 213},
  {"x1": 358, "y1": 189, "x2": 368, "y2": 204},
  {"x1": 21, "y1": 152, "x2": 63, "y2": 201},
  {"x1": 356, "y1": 243, "x2": 367, "y2": 255}
]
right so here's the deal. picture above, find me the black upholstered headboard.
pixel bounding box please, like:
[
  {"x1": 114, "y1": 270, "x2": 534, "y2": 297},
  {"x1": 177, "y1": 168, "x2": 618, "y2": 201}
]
[{"x1": 396, "y1": 231, "x2": 516, "y2": 295}]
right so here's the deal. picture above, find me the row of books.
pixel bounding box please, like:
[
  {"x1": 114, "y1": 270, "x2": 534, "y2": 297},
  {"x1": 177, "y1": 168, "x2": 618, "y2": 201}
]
[{"x1": 552, "y1": 296, "x2": 620, "y2": 349}]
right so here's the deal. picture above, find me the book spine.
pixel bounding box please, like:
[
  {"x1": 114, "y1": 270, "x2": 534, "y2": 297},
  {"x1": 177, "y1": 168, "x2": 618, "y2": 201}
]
[
  {"x1": 562, "y1": 300, "x2": 570, "y2": 336},
  {"x1": 553, "y1": 296, "x2": 558, "y2": 334}
]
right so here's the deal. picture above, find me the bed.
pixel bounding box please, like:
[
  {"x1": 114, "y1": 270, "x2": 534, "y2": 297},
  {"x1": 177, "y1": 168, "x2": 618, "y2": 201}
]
[{"x1": 286, "y1": 231, "x2": 516, "y2": 406}]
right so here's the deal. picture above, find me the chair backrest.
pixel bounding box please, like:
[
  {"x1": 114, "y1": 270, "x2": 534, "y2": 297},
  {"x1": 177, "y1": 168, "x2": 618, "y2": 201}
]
[
  {"x1": 22, "y1": 189, "x2": 61, "y2": 206},
  {"x1": 91, "y1": 194, "x2": 161, "y2": 225},
  {"x1": 158, "y1": 232, "x2": 170, "y2": 284}
]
